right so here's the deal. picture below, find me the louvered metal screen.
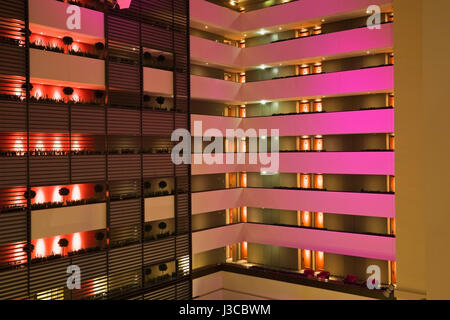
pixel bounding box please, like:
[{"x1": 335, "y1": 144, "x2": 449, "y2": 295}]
[{"x1": 0, "y1": 0, "x2": 191, "y2": 300}]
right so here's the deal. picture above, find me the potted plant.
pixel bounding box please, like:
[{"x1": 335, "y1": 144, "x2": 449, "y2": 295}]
[
  {"x1": 158, "y1": 180, "x2": 167, "y2": 191},
  {"x1": 144, "y1": 224, "x2": 152, "y2": 233},
  {"x1": 59, "y1": 187, "x2": 70, "y2": 204},
  {"x1": 95, "y1": 231, "x2": 105, "y2": 242},
  {"x1": 23, "y1": 243, "x2": 35, "y2": 254},
  {"x1": 158, "y1": 221, "x2": 167, "y2": 236},
  {"x1": 94, "y1": 90, "x2": 104, "y2": 104},
  {"x1": 143, "y1": 95, "x2": 151, "y2": 107},
  {"x1": 63, "y1": 87, "x2": 74, "y2": 96},
  {"x1": 94, "y1": 183, "x2": 104, "y2": 200},
  {"x1": 156, "y1": 96, "x2": 165, "y2": 109},
  {"x1": 143, "y1": 52, "x2": 152, "y2": 62},
  {"x1": 94, "y1": 42, "x2": 105, "y2": 58},
  {"x1": 62, "y1": 36, "x2": 73, "y2": 53},
  {"x1": 157, "y1": 54, "x2": 165, "y2": 65},
  {"x1": 158, "y1": 263, "x2": 167, "y2": 275},
  {"x1": 23, "y1": 189, "x2": 36, "y2": 200},
  {"x1": 58, "y1": 238, "x2": 69, "y2": 256},
  {"x1": 21, "y1": 82, "x2": 33, "y2": 93}
]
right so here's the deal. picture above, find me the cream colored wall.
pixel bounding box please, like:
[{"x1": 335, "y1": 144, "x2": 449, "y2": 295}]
[
  {"x1": 143, "y1": 67, "x2": 173, "y2": 96},
  {"x1": 31, "y1": 203, "x2": 106, "y2": 239},
  {"x1": 30, "y1": 49, "x2": 105, "y2": 88},
  {"x1": 394, "y1": 0, "x2": 426, "y2": 300},
  {"x1": 395, "y1": 0, "x2": 450, "y2": 300},
  {"x1": 422, "y1": 1, "x2": 450, "y2": 299},
  {"x1": 144, "y1": 196, "x2": 174, "y2": 222}
]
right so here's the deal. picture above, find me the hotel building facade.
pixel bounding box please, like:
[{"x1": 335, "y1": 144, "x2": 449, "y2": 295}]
[{"x1": 0, "y1": 0, "x2": 448, "y2": 300}]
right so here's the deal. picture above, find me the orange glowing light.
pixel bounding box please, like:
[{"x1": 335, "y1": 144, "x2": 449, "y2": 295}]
[
  {"x1": 35, "y1": 188, "x2": 45, "y2": 204},
  {"x1": 36, "y1": 239, "x2": 46, "y2": 257},
  {"x1": 52, "y1": 236, "x2": 61, "y2": 255},
  {"x1": 72, "y1": 233, "x2": 82, "y2": 251},
  {"x1": 52, "y1": 187, "x2": 62, "y2": 203},
  {"x1": 72, "y1": 185, "x2": 81, "y2": 201}
]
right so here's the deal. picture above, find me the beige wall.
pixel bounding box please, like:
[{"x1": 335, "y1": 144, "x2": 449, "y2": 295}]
[
  {"x1": 30, "y1": 49, "x2": 105, "y2": 88},
  {"x1": 395, "y1": 0, "x2": 450, "y2": 299},
  {"x1": 31, "y1": 203, "x2": 106, "y2": 239},
  {"x1": 144, "y1": 196, "x2": 174, "y2": 222}
]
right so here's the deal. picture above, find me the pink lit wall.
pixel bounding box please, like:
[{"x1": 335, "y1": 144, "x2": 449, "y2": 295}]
[
  {"x1": 241, "y1": 66, "x2": 394, "y2": 103},
  {"x1": 192, "y1": 223, "x2": 396, "y2": 261},
  {"x1": 242, "y1": 23, "x2": 393, "y2": 67},
  {"x1": 190, "y1": 24, "x2": 393, "y2": 69},
  {"x1": 245, "y1": 223, "x2": 396, "y2": 261},
  {"x1": 192, "y1": 108, "x2": 394, "y2": 136},
  {"x1": 29, "y1": 0, "x2": 104, "y2": 42},
  {"x1": 191, "y1": 75, "x2": 242, "y2": 103},
  {"x1": 190, "y1": 36, "x2": 241, "y2": 69},
  {"x1": 192, "y1": 188, "x2": 394, "y2": 218},
  {"x1": 192, "y1": 223, "x2": 245, "y2": 254},
  {"x1": 189, "y1": 67, "x2": 393, "y2": 103},
  {"x1": 190, "y1": 0, "x2": 240, "y2": 32},
  {"x1": 192, "y1": 188, "x2": 244, "y2": 215},
  {"x1": 191, "y1": 152, "x2": 394, "y2": 176},
  {"x1": 190, "y1": 0, "x2": 392, "y2": 34},
  {"x1": 241, "y1": 0, "x2": 392, "y2": 32},
  {"x1": 244, "y1": 188, "x2": 394, "y2": 218}
]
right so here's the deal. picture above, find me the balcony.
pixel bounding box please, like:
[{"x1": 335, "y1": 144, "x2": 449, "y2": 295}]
[
  {"x1": 191, "y1": 23, "x2": 393, "y2": 69},
  {"x1": 192, "y1": 223, "x2": 395, "y2": 261},
  {"x1": 189, "y1": 66, "x2": 393, "y2": 103},
  {"x1": 191, "y1": 74, "x2": 241, "y2": 103},
  {"x1": 192, "y1": 108, "x2": 394, "y2": 136},
  {"x1": 190, "y1": 0, "x2": 392, "y2": 38},
  {"x1": 191, "y1": 151, "x2": 394, "y2": 176},
  {"x1": 241, "y1": 66, "x2": 394, "y2": 103},
  {"x1": 192, "y1": 187, "x2": 395, "y2": 218},
  {"x1": 30, "y1": 48, "x2": 105, "y2": 89},
  {"x1": 193, "y1": 263, "x2": 393, "y2": 300}
]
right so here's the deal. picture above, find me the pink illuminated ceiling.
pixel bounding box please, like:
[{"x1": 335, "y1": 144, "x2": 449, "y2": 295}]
[
  {"x1": 191, "y1": 23, "x2": 394, "y2": 70},
  {"x1": 190, "y1": 0, "x2": 393, "y2": 39}
]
